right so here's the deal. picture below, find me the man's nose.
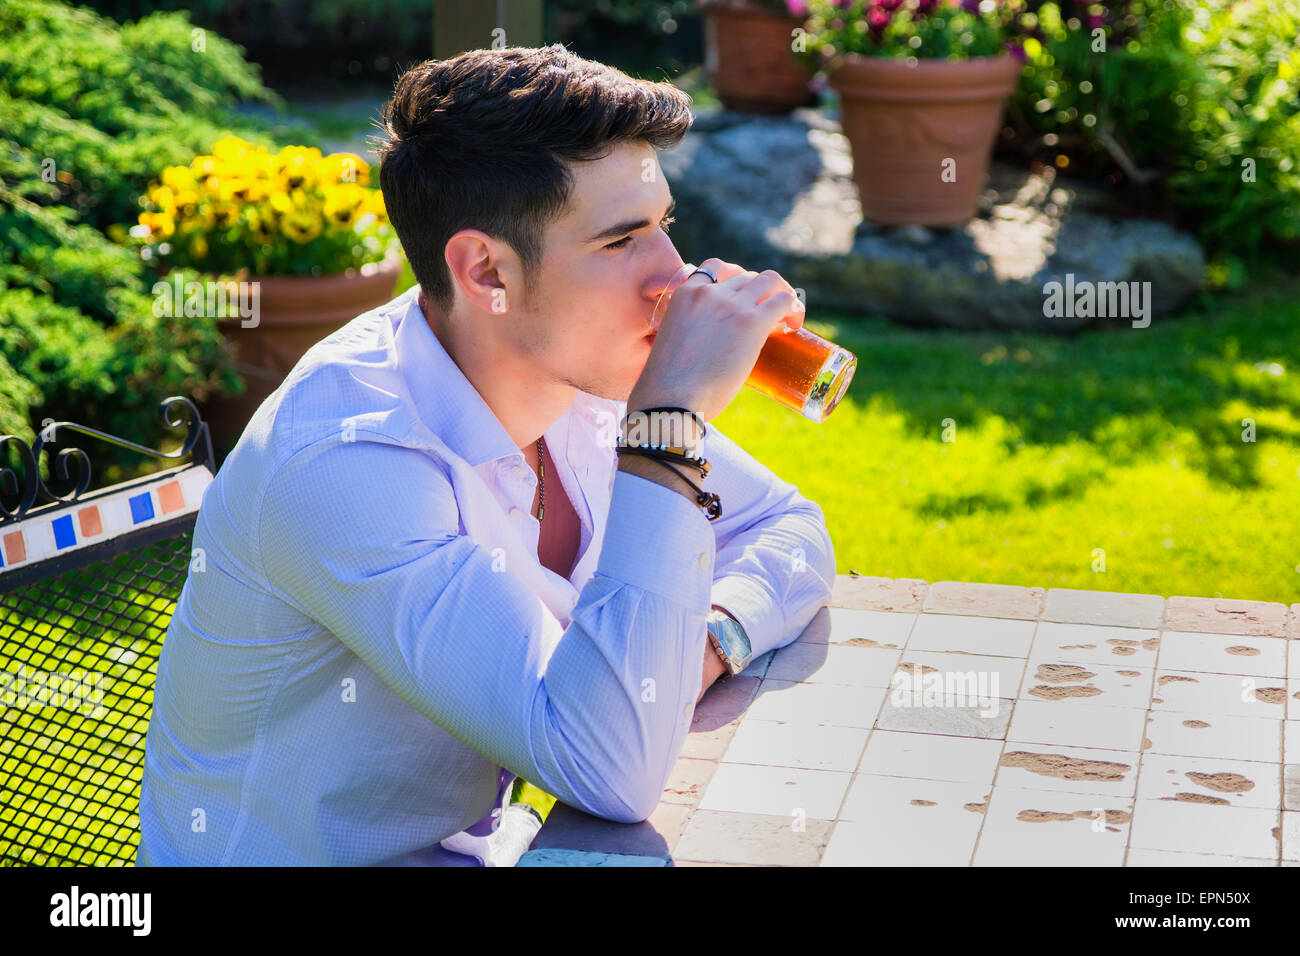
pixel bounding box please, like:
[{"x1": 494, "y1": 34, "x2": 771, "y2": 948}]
[{"x1": 647, "y1": 258, "x2": 687, "y2": 301}]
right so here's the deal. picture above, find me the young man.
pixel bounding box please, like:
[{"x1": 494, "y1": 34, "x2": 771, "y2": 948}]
[{"x1": 136, "y1": 44, "x2": 836, "y2": 866}]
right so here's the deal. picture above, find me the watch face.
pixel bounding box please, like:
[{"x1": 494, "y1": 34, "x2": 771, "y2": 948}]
[{"x1": 714, "y1": 615, "x2": 752, "y2": 676}]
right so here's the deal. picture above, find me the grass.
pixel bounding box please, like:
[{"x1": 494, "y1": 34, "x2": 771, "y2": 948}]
[{"x1": 714, "y1": 280, "x2": 1300, "y2": 603}]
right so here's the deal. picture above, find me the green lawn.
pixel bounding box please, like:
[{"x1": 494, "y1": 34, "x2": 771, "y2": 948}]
[{"x1": 718, "y1": 281, "x2": 1300, "y2": 604}]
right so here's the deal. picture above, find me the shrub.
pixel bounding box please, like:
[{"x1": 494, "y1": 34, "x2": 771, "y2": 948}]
[
  {"x1": 1011, "y1": 0, "x2": 1300, "y2": 283},
  {"x1": 0, "y1": 0, "x2": 277, "y2": 469}
]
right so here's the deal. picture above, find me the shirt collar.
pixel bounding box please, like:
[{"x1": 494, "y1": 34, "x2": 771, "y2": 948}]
[{"x1": 392, "y1": 286, "x2": 601, "y2": 471}]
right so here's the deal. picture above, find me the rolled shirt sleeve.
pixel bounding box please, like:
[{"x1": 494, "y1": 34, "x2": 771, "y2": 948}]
[{"x1": 259, "y1": 434, "x2": 718, "y2": 824}]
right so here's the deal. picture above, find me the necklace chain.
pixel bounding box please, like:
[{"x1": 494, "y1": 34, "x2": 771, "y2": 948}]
[{"x1": 535, "y1": 436, "x2": 544, "y2": 522}]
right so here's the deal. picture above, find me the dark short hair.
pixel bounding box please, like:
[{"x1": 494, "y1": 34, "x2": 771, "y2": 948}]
[{"x1": 376, "y1": 44, "x2": 693, "y2": 313}]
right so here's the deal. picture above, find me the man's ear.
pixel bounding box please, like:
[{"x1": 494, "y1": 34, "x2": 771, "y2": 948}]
[{"x1": 444, "y1": 229, "x2": 513, "y2": 315}]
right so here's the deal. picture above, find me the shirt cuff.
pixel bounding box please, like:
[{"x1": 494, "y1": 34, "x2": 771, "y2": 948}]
[
  {"x1": 596, "y1": 468, "x2": 717, "y2": 609},
  {"x1": 709, "y1": 572, "x2": 784, "y2": 660}
]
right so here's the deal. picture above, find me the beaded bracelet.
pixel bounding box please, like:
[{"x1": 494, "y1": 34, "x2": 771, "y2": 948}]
[{"x1": 617, "y1": 446, "x2": 723, "y2": 521}]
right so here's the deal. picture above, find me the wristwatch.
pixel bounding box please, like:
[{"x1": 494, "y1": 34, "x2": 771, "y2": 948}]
[{"x1": 705, "y1": 606, "x2": 752, "y2": 680}]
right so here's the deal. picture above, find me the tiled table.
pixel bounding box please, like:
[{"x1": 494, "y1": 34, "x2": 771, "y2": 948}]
[{"x1": 517, "y1": 575, "x2": 1300, "y2": 867}]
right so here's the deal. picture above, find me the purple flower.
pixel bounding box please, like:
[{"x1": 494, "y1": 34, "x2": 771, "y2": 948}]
[{"x1": 786, "y1": 0, "x2": 809, "y2": 15}]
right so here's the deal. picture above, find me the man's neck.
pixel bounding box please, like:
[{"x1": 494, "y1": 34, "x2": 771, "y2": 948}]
[{"x1": 418, "y1": 288, "x2": 576, "y2": 457}]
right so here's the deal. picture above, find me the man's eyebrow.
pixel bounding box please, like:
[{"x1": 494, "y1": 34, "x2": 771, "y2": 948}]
[{"x1": 585, "y1": 195, "x2": 676, "y2": 243}]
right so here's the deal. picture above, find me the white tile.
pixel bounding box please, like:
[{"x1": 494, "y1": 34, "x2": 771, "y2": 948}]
[
  {"x1": 974, "y1": 788, "x2": 1131, "y2": 866},
  {"x1": 1289, "y1": 678, "x2": 1300, "y2": 721},
  {"x1": 875, "y1": 696, "x2": 1011, "y2": 739},
  {"x1": 1007, "y1": 698, "x2": 1146, "y2": 752},
  {"x1": 1129, "y1": 798, "x2": 1279, "y2": 859},
  {"x1": 995, "y1": 743, "x2": 1139, "y2": 798},
  {"x1": 824, "y1": 777, "x2": 986, "y2": 865},
  {"x1": 1125, "y1": 848, "x2": 1277, "y2": 867},
  {"x1": 1150, "y1": 669, "x2": 1287, "y2": 720},
  {"x1": 1032, "y1": 621, "x2": 1160, "y2": 667},
  {"x1": 1144, "y1": 710, "x2": 1282, "y2": 763},
  {"x1": 1158, "y1": 630, "x2": 1286, "y2": 679},
  {"x1": 697, "y1": 762, "x2": 851, "y2": 820},
  {"x1": 821, "y1": 607, "x2": 916, "y2": 647},
  {"x1": 1020, "y1": 656, "x2": 1154, "y2": 710},
  {"x1": 894, "y1": 651, "x2": 1026, "y2": 701},
  {"x1": 858, "y1": 729, "x2": 1004, "y2": 785},
  {"x1": 766, "y1": 641, "x2": 902, "y2": 687},
  {"x1": 744, "y1": 679, "x2": 885, "y2": 729},
  {"x1": 721, "y1": 719, "x2": 869, "y2": 773},
  {"x1": 907, "y1": 614, "x2": 1036, "y2": 658},
  {"x1": 1136, "y1": 753, "x2": 1281, "y2": 810},
  {"x1": 1287, "y1": 720, "x2": 1300, "y2": 766},
  {"x1": 1285, "y1": 811, "x2": 1300, "y2": 862}
]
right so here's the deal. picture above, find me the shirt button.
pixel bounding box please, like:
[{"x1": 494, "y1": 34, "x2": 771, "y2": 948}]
[
  {"x1": 696, "y1": 552, "x2": 709, "y2": 569},
  {"x1": 512, "y1": 465, "x2": 525, "y2": 478},
  {"x1": 509, "y1": 508, "x2": 525, "y2": 521},
  {"x1": 682, "y1": 704, "x2": 692, "y2": 718}
]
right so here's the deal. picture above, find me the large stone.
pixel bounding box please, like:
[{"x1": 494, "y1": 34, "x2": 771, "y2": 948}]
[{"x1": 658, "y1": 106, "x2": 1206, "y2": 330}]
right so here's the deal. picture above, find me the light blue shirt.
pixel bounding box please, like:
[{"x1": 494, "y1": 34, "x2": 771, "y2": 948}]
[{"x1": 136, "y1": 285, "x2": 836, "y2": 865}]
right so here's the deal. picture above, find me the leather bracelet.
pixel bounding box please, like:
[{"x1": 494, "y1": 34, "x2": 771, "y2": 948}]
[
  {"x1": 620, "y1": 406, "x2": 707, "y2": 459},
  {"x1": 614, "y1": 444, "x2": 710, "y2": 480},
  {"x1": 618, "y1": 446, "x2": 723, "y2": 521}
]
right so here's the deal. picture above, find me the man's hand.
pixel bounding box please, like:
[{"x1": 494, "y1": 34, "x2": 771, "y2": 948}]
[{"x1": 698, "y1": 632, "x2": 727, "y2": 704}]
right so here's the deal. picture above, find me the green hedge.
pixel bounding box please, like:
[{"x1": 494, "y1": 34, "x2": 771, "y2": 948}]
[{"x1": 0, "y1": 0, "x2": 295, "y2": 474}]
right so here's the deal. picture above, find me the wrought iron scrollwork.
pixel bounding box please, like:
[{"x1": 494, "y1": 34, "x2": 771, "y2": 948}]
[{"x1": 0, "y1": 396, "x2": 215, "y2": 524}]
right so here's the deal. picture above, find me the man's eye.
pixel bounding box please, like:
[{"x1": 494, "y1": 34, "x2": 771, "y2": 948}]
[{"x1": 605, "y1": 216, "x2": 675, "y2": 251}]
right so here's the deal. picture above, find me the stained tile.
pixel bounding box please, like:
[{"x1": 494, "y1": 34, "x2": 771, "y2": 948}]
[
  {"x1": 1144, "y1": 710, "x2": 1282, "y2": 763},
  {"x1": 661, "y1": 757, "x2": 719, "y2": 806},
  {"x1": 696, "y1": 761, "x2": 851, "y2": 820},
  {"x1": 893, "y1": 650, "x2": 1026, "y2": 701},
  {"x1": 974, "y1": 788, "x2": 1131, "y2": 866},
  {"x1": 673, "y1": 809, "x2": 833, "y2": 866},
  {"x1": 830, "y1": 575, "x2": 927, "y2": 612},
  {"x1": 1136, "y1": 753, "x2": 1280, "y2": 810},
  {"x1": 1007, "y1": 698, "x2": 1146, "y2": 752},
  {"x1": 1285, "y1": 764, "x2": 1300, "y2": 813},
  {"x1": 1157, "y1": 630, "x2": 1286, "y2": 679},
  {"x1": 907, "y1": 614, "x2": 1035, "y2": 658},
  {"x1": 875, "y1": 695, "x2": 1012, "y2": 740},
  {"x1": 722, "y1": 718, "x2": 869, "y2": 773},
  {"x1": 743, "y1": 678, "x2": 885, "y2": 729},
  {"x1": 824, "y1": 776, "x2": 987, "y2": 865},
  {"x1": 995, "y1": 743, "x2": 1139, "y2": 798},
  {"x1": 922, "y1": 580, "x2": 1044, "y2": 620},
  {"x1": 858, "y1": 729, "x2": 1003, "y2": 785},
  {"x1": 1128, "y1": 798, "x2": 1280, "y2": 859},
  {"x1": 1019, "y1": 656, "x2": 1154, "y2": 710},
  {"x1": 1150, "y1": 669, "x2": 1287, "y2": 720},
  {"x1": 1164, "y1": 596, "x2": 1288, "y2": 637},
  {"x1": 801, "y1": 606, "x2": 916, "y2": 647},
  {"x1": 1032, "y1": 622, "x2": 1160, "y2": 667}
]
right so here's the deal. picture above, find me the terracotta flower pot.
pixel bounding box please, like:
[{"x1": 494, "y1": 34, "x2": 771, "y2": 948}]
[
  {"x1": 828, "y1": 53, "x2": 1023, "y2": 226},
  {"x1": 703, "y1": 1, "x2": 814, "y2": 115},
  {"x1": 203, "y1": 250, "x2": 403, "y2": 456}
]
